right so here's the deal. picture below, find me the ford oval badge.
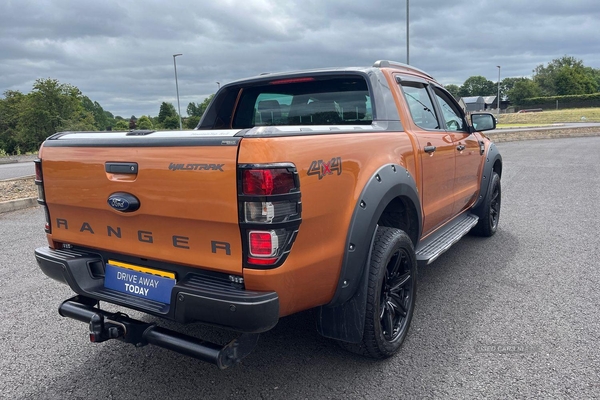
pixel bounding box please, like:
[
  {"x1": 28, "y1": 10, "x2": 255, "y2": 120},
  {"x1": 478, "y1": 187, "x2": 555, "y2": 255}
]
[{"x1": 107, "y1": 192, "x2": 140, "y2": 213}]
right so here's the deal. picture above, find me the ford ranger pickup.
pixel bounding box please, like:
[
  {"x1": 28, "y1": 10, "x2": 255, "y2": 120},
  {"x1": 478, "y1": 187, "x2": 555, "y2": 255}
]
[{"x1": 34, "y1": 60, "x2": 502, "y2": 369}]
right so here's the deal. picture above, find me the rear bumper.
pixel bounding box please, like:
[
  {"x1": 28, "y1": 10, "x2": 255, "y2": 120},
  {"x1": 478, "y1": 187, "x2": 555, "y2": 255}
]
[{"x1": 35, "y1": 246, "x2": 279, "y2": 333}]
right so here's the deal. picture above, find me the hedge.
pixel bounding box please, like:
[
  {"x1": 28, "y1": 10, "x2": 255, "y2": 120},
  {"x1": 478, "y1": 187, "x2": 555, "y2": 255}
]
[{"x1": 520, "y1": 93, "x2": 600, "y2": 109}]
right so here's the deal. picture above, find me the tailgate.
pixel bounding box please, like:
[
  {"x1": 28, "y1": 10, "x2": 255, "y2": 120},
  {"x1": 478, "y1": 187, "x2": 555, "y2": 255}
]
[{"x1": 39, "y1": 130, "x2": 243, "y2": 274}]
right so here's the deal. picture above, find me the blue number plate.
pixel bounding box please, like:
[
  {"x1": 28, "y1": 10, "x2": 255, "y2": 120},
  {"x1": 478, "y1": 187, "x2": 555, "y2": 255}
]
[{"x1": 104, "y1": 263, "x2": 176, "y2": 304}]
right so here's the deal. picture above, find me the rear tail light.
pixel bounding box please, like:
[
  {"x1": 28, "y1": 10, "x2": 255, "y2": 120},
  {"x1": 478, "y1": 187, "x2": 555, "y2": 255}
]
[
  {"x1": 35, "y1": 161, "x2": 43, "y2": 181},
  {"x1": 244, "y1": 201, "x2": 298, "y2": 223},
  {"x1": 242, "y1": 168, "x2": 296, "y2": 196},
  {"x1": 238, "y1": 164, "x2": 301, "y2": 268},
  {"x1": 34, "y1": 159, "x2": 51, "y2": 233},
  {"x1": 247, "y1": 256, "x2": 279, "y2": 265},
  {"x1": 249, "y1": 230, "x2": 279, "y2": 256},
  {"x1": 36, "y1": 182, "x2": 45, "y2": 204}
]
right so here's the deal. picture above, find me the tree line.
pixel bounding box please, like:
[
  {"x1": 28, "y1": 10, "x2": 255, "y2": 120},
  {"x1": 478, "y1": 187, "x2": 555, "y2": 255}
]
[
  {"x1": 0, "y1": 78, "x2": 214, "y2": 155},
  {"x1": 136, "y1": 95, "x2": 214, "y2": 131},
  {"x1": 444, "y1": 56, "x2": 600, "y2": 105},
  {"x1": 2, "y1": 55, "x2": 598, "y2": 155}
]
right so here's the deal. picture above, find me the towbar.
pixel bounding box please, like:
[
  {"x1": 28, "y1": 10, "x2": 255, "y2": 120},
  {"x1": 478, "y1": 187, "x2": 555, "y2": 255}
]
[{"x1": 58, "y1": 296, "x2": 259, "y2": 369}]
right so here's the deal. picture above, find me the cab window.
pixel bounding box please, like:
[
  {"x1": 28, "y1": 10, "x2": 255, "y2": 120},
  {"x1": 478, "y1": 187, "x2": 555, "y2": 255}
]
[
  {"x1": 433, "y1": 88, "x2": 467, "y2": 132},
  {"x1": 231, "y1": 76, "x2": 373, "y2": 128},
  {"x1": 400, "y1": 82, "x2": 440, "y2": 130}
]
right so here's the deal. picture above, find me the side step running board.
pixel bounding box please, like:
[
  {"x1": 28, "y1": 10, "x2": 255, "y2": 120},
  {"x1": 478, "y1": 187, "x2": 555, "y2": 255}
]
[
  {"x1": 59, "y1": 296, "x2": 259, "y2": 369},
  {"x1": 415, "y1": 213, "x2": 479, "y2": 266}
]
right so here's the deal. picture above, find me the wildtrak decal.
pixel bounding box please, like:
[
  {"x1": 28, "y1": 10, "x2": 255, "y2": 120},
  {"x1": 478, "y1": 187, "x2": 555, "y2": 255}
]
[
  {"x1": 307, "y1": 157, "x2": 342, "y2": 179},
  {"x1": 168, "y1": 163, "x2": 224, "y2": 171}
]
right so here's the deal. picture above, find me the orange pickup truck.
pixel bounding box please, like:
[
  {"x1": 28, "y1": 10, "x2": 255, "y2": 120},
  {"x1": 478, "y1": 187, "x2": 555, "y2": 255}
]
[{"x1": 34, "y1": 60, "x2": 502, "y2": 368}]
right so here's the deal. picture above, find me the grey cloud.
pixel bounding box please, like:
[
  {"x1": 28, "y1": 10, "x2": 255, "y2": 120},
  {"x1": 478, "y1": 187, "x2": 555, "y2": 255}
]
[{"x1": 1, "y1": 0, "x2": 599, "y2": 117}]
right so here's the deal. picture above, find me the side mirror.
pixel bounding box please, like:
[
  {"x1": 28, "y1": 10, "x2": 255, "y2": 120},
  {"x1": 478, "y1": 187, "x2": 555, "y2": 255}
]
[{"x1": 470, "y1": 113, "x2": 496, "y2": 132}]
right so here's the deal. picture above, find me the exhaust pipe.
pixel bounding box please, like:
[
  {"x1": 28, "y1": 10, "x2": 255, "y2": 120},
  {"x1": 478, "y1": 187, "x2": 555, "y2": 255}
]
[{"x1": 59, "y1": 296, "x2": 259, "y2": 369}]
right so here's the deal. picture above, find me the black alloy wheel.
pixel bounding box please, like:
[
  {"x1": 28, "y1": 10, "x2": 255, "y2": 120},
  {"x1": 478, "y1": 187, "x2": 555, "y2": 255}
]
[
  {"x1": 489, "y1": 174, "x2": 501, "y2": 230},
  {"x1": 472, "y1": 171, "x2": 501, "y2": 237},
  {"x1": 380, "y1": 248, "x2": 413, "y2": 342},
  {"x1": 338, "y1": 227, "x2": 417, "y2": 359}
]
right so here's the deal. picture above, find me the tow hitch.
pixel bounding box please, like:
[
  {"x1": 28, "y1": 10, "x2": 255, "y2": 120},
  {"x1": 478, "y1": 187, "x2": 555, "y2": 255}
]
[{"x1": 58, "y1": 296, "x2": 259, "y2": 369}]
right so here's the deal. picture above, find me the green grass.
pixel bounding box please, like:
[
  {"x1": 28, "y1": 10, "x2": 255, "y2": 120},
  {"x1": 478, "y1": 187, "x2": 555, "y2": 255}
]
[
  {"x1": 498, "y1": 108, "x2": 600, "y2": 124},
  {"x1": 496, "y1": 123, "x2": 556, "y2": 128},
  {"x1": 0, "y1": 151, "x2": 37, "y2": 158}
]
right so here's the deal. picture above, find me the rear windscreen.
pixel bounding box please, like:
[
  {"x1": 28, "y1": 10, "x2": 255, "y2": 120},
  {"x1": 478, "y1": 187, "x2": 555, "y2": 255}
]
[{"x1": 231, "y1": 76, "x2": 372, "y2": 128}]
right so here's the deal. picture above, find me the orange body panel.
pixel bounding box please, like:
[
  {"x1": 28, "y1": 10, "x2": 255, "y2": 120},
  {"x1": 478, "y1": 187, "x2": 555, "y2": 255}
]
[
  {"x1": 451, "y1": 130, "x2": 485, "y2": 215},
  {"x1": 40, "y1": 145, "x2": 243, "y2": 274},
  {"x1": 239, "y1": 133, "x2": 417, "y2": 316},
  {"x1": 384, "y1": 69, "x2": 485, "y2": 238}
]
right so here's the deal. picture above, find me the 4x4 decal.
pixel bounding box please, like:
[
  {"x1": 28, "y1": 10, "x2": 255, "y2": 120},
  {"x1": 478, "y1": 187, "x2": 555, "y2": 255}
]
[{"x1": 307, "y1": 157, "x2": 342, "y2": 179}]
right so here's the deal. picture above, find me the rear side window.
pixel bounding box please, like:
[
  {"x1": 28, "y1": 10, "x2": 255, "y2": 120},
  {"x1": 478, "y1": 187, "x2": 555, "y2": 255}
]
[
  {"x1": 400, "y1": 82, "x2": 440, "y2": 130},
  {"x1": 232, "y1": 76, "x2": 372, "y2": 128}
]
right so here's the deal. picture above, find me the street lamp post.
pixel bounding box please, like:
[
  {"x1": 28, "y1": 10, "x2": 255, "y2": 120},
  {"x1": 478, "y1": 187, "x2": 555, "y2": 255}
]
[
  {"x1": 216, "y1": 81, "x2": 221, "y2": 90},
  {"x1": 497, "y1": 65, "x2": 501, "y2": 115},
  {"x1": 406, "y1": 0, "x2": 410, "y2": 64},
  {"x1": 173, "y1": 53, "x2": 183, "y2": 130}
]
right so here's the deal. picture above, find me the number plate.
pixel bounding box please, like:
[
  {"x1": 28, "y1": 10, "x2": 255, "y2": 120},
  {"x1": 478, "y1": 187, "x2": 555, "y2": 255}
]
[{"x1": 104, "y1": 260, "x2": 176, "y2": 304}]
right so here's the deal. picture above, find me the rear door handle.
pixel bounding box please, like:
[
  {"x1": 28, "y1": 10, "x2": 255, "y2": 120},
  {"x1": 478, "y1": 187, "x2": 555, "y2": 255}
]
[
  {"x1": 456, "y1": 145, "x2": 465, "y2": 151},
  {"x1": 424, "y1": 145, "x2": 437, "y2": 153}
]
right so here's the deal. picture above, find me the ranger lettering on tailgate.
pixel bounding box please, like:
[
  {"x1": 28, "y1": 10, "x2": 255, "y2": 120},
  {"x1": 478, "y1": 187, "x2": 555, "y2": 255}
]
[{"x1": 54, "y1": 218, "x2": 231, "y2": 253}]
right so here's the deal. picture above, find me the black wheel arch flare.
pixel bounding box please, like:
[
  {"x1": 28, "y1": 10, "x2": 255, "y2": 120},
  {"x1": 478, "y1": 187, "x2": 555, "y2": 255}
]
[
  {"x1": 472, "y1": 142, "x2": 502, "y2": 213},
  {"x1": 316, "y1": 164, "x2": 421, "y2": 342}
]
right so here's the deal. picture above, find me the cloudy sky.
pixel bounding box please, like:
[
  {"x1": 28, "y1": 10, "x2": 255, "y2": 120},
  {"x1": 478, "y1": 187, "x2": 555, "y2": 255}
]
[{"x1": 1, "y1": 0, "x2": 599, "y2": 117}]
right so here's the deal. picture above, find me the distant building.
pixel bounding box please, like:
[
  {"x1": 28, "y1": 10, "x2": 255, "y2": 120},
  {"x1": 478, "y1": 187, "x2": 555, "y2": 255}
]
[
  {"x1": 461, "y1": 96, "x2": 485, "y2": 112},
  {"x1": 483, "y1": 96, "x2": 498, "y2": 110},
  {"x1": 458, "y1": 97, "x2": 467, "y2": 113}
]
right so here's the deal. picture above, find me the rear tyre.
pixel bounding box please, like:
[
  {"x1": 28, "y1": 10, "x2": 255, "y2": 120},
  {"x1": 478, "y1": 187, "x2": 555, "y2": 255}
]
[
  {"x1": 472, "y1": 171, "x2": 501, "y2": 237},
  {"x1": 339, "y1": 227, "x2": 417, "y2": 359}
]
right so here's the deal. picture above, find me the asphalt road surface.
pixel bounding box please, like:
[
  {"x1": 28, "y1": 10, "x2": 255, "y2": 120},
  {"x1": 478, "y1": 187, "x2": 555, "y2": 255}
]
[
  {"x1": 0, "y1": 161, "x2": 34, "y2": 180},
  {"x1": 1, "y1": 137, "x2": 599, "y2": 399}
]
